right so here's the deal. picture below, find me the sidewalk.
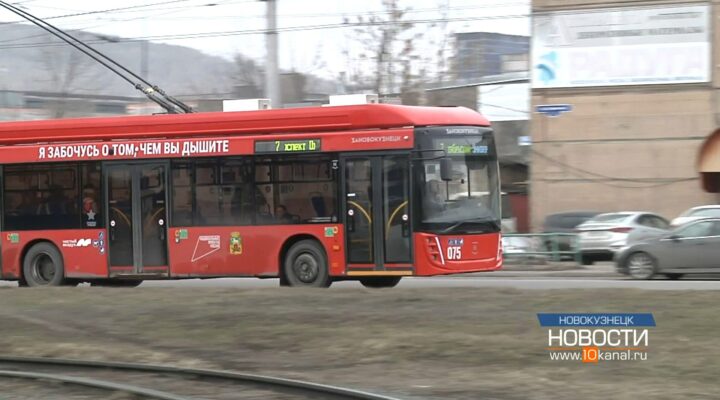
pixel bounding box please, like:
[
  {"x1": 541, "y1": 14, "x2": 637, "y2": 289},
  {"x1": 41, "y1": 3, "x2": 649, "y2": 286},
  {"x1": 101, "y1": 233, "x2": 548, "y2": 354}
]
[
  {"x1": 457, "y1": 261, "x2": 619, "y2": 278},
  {"x1": 501, "y1": 260, "x2": 582, "y2": 272}
]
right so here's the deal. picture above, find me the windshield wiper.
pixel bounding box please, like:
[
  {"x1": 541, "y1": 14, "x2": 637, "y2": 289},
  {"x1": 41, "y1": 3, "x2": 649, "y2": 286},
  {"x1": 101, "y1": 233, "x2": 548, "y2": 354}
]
[
  {"x1": 439, "y1": 218, "x2": 500, "y2": 234},
  {"x1": 0, "y1": 1, "x2": 193, "y2": 114}
]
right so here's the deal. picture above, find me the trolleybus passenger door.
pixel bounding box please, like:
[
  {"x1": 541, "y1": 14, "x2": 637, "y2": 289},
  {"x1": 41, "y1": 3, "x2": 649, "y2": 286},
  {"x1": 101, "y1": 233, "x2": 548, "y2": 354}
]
[
  {"x1": 107, "y1": 167, "x2": 134, "y2": 269},
  {"x1": 139, "y1": 165, "x2": 168, "y2": 270},
  {"x1": 344, "y1": 158, "x2": 374, "y2": 264},
  {"x1": 105, "y1": 164, "x2": 168, "y2": 274},
  {"x1": 342, "y1": 155, "x2": 412, "y2": 271}
]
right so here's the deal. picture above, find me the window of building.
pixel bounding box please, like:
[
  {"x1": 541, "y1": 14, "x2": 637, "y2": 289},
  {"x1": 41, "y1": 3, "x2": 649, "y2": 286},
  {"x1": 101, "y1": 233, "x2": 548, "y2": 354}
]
[{"x1": 24, "y1": 98, "x2": 45, "y2": 109}]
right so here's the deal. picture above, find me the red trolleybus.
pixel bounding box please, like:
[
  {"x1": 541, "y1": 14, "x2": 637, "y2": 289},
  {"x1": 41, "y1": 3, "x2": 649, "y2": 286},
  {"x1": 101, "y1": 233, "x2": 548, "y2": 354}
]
[{"x1": 0, "y1": 104, "x2": 502, "y2": 288}]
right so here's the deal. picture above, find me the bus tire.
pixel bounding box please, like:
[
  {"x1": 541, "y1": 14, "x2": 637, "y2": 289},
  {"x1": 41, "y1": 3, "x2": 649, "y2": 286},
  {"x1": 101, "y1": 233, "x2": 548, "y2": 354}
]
[
  {"x1": 22, "y1": 242, "x2": 66, "y2": 287},
  {"x1": 283, "y1": 240, "x2": 331, "y2": 288},
  {"x1": 360, "y1": 277, "x2": 401, "y2": 289}
]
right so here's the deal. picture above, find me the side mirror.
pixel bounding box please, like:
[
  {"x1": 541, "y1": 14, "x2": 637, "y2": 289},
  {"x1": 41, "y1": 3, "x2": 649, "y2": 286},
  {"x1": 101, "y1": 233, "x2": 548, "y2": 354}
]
[{"x1": 440, "y1": 157, "x2": 453, "y2": 182}]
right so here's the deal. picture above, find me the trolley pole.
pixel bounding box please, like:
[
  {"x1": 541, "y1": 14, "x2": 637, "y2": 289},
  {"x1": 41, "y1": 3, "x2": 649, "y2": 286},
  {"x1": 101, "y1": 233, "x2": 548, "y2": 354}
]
[{"x1": 263, "y1": 0, "x2": 280, "y2": 108}]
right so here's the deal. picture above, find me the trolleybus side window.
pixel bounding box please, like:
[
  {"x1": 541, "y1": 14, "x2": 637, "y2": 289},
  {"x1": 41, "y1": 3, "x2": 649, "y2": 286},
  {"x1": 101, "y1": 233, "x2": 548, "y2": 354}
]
[
  {"x1": 272, "y1": 157, "x2": 337, "y2": 224},
  {"x1": 195, "y1": 162, "x2": 222, "y2": 226},
  {"x1": 170, "y1": 159, "x2": 255, "y2": 227},
  {"x1": 171, "y1": 162, "x2": 194, "y2": 226},
  {"x1": 3, "y1": 163, "x2": 101, "y2": 231},
  {"x1": 168, "y1": 156, "x2": 337, "y2": 227},
  {"x1": 81, "y1": 163, "x2": 102, "y2": 228},
  {"x1": 222, "y1": 160, "x2": 254, "y2": 225}
]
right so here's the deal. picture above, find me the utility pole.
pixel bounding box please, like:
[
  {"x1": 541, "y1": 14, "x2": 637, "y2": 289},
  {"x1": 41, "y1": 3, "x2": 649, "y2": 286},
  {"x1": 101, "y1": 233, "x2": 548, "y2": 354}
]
[
  {"x1": 141, "y1": 39, "x2": 150, "y2": 113},
  {"x1": 262, "y1": 0, "x2": 280, "y2": 108}
]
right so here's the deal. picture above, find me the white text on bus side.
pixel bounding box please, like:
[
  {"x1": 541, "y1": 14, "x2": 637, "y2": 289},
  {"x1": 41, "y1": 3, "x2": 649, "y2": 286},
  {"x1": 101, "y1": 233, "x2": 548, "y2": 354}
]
[{"x1": 37, "y1": 140, "x2": 230, "y2": 160}]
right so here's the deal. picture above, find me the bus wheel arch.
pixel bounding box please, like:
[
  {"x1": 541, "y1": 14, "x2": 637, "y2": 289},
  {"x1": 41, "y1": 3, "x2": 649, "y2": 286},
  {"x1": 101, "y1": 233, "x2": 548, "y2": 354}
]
[
  {"x1": 279, "y1": 235, "x2": 331, "y2": 288},
  {"x1": 21, "y1": 240, "x2": 67, "y2": 287}
]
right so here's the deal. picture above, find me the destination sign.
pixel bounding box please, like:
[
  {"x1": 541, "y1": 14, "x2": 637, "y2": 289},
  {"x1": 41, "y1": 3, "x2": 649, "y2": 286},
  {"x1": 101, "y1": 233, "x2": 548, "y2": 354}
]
[
  {"x1": 446, "y1": 144, "x2": 488, "y2": 155},
  {"x1": 255, "y1": 139, "x2": 321, "y2": 154},
  {"x1": 434, "y1": 137, "x2": 492, "y2": 156}
]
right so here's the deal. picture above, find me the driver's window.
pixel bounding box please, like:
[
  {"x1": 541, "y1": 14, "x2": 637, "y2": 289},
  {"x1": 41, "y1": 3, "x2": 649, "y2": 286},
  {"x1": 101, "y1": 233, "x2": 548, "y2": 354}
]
[{"x1": 676, "y1": 221, "x2": 714, "y2": 238}]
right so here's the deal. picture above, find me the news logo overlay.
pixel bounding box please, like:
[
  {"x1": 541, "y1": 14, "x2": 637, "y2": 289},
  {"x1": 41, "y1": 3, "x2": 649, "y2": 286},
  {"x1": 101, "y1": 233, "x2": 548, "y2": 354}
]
[{"x1": 538, "y1": 313, "x2": 656, "y2": 363}]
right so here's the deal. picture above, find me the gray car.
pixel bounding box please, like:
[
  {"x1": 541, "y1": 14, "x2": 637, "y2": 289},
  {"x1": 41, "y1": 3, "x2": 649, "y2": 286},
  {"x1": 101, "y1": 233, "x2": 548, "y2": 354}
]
[
  {"x1": 541, "y1": 211, "x2": 601, "y2": 259},
  {"x1": 577, "y1": 212, "x2": 670, "y2": 265},
  {"x1": 615, "y1": 218, "x2": 720, "y2": 280}
]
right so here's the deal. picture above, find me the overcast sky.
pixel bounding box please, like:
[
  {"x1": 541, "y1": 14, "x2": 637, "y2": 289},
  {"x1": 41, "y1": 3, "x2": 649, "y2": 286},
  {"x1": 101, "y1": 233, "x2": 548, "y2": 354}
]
[{"x1": 2, "y1": 0, "x2": 529, "y2": 78}]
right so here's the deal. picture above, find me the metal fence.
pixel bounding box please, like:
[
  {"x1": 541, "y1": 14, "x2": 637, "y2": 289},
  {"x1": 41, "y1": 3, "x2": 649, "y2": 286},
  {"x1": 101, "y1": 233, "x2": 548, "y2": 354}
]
[{"x1": 502, "y1": 233, "x2": 581, "y2": 263}]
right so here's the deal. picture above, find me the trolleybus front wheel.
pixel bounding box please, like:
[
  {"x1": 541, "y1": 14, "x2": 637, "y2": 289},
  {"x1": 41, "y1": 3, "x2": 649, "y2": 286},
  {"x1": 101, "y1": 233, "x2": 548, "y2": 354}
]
[
  {"x1": 22, "y1": 242, "x2": 66, "y2": 287},
  {"x1": 283, "y1": 240, "x2": 331, "y2": 288}
]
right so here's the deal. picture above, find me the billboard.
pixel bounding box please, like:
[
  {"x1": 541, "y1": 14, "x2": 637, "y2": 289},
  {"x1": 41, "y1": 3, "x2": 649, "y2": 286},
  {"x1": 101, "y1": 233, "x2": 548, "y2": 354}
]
[{"x1": 532, "y1": 4, "x2": 710, "y2": 88}]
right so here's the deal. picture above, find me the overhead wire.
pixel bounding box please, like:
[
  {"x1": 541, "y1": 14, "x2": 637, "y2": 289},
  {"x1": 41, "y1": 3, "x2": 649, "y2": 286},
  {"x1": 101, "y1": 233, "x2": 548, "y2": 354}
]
[
  {"x1": 0, "y1": 0, "x2": 193, "y2": 113},
  {"x1": 0, "y1": 4, "x2": 216, "y2": 45},
  {"x1": 531, "y1": 149, "x2": 698, "y2": 188},
  {"x1": 0, "y1": 0, "x2": 258, "y2": 23},
  {"x1": 134, "y1": 2, "x2": 528, "y2": 21},
  {"x1": 0, "y1": 13, "x2": 530, "y2": 50},
  {"x1": 0, "y1": 0, "x2": 252, "y2": 45}
]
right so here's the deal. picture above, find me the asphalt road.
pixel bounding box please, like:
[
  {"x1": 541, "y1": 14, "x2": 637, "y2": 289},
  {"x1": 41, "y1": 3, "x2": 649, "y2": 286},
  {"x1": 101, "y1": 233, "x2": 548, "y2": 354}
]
[
  {"x1": 136, "y1": 275, "x2": 720, "y2": 290},
  {"x1": 4, "y1": 264, "x2": 720, "y2": 289},
  {"x1": 4, "y1": 277, "x2": 719, "y2": 290}
]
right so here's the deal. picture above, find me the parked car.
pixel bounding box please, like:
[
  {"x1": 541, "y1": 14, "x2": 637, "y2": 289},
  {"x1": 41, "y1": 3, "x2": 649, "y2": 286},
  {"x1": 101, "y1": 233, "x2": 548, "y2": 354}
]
[
  {"x1": 670, "y1": 205, "x2": 720, "y2": 227},
  {"x1": 615, "y1": 218, "x2": 720, "y2": 280},
  {"x1": 576, "y1": 212, "x2": 670, "y2": 265},
  {"x1": 500, "y1": 192, "x2": 516, "y2": 233},
  {"x1": 542, "y1": 211, "x2": 601, "y2": 259},
  {"x1": 501, "y1": 235, "x2": 533, "y2": 256}
]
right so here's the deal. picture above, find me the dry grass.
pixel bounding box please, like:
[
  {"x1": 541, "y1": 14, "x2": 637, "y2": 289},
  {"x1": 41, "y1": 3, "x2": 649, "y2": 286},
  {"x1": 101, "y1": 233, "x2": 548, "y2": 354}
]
[{"x1": 0, "y1": 286, "x2": 715, "y2": 399}]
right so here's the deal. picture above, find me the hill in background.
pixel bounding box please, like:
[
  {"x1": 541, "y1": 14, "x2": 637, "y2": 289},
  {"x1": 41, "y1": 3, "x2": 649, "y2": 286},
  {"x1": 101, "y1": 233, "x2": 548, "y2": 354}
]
[{"x1": 0, "y1": 24, "x2": 241, "y2": 99}]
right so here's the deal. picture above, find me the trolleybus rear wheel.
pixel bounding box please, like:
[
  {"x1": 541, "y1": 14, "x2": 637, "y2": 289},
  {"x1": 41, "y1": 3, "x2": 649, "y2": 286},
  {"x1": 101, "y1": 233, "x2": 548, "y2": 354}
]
[
  {"x1": 283, "y1": 240, "x2": 331, "y2": 288},
  {"x1": 22, "y1": 242, "x2": 66, "y2": 287},
  {"x1": 359, "y1": 277, "x2": 402, "y2": 289}
]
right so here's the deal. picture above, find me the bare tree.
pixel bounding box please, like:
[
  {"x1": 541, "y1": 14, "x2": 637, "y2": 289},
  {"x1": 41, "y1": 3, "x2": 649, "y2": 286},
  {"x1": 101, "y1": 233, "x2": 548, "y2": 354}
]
[
  {"x1": 350, "y1": 0, "x2": 419, "y2": 95},
  {"x1": 429, "y1": 0, "x2": 453, "y2": 84},
  {"x1": 34, "y1": 35, "x2": 95, "y2": 118},
  {"x1": 345, "y1": 0, "x2": 453, "y2": 104},
  {"x1": 232, "y1": 55, "x2": 264, "y2": 98}
]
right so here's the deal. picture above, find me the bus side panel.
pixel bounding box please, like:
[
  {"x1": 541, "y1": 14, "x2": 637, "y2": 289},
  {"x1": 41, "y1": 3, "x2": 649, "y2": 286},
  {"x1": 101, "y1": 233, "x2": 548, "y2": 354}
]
[
  {"x1": 168, "y1": 225, "x2": 345, "y2": 277},
  {"x1": 1, "y1": 229, "x2": 109, "y2": 280},
  {"x1": 413, "y1": 232, "x2": 502, "y2": 276}
]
